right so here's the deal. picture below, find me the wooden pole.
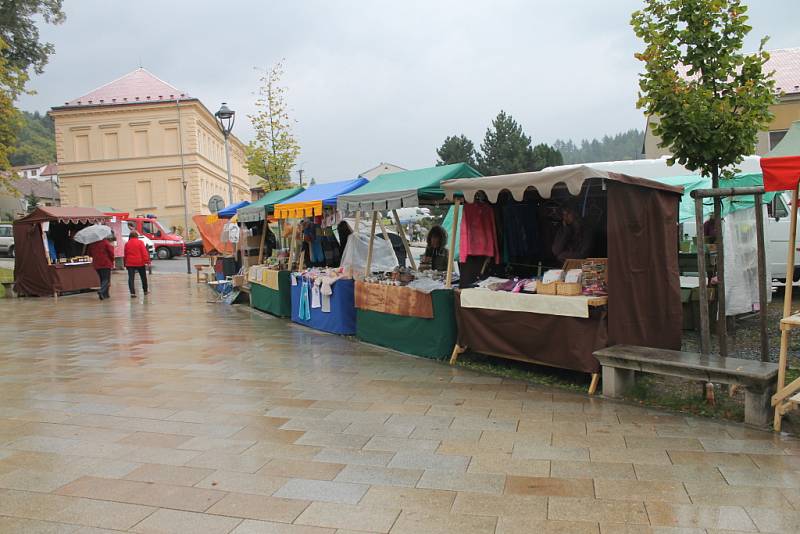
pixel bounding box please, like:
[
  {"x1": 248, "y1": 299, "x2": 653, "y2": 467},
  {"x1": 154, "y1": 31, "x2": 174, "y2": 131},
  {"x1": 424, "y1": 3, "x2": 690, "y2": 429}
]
[
  {"x1": 288, "y1": 218, "x2": 297, "y2": 270},
  {"x1": 257, "y1": 219, "x2": 267, "y2": 264},
  {"x1": 392, "y1": 209, "x2": 417, "y2": 270},
  {"x1": 354, "y1": 210, "x2": 361, "y2": 237},
  {"x1": 775, "y1": 184, "x2": 799, "y2": 431},
  {"x1": 445, "y1": 199, "x2": 461, "y2": 288},
  {"x1": 377, "y1": 214, "x2": 393, "y2": 264},
  {"x1": 694, "y1": 196, "x2": 711, "y2": 354},
  {"x1": 754, "y1": 193, "x2": 769, "y2": 363},
  {"x1": 365, "y1": 211, "x2": 377, "y2": 277},
  {"x1": 714, "y1": 194, "x2": 728, "y2": 358}
]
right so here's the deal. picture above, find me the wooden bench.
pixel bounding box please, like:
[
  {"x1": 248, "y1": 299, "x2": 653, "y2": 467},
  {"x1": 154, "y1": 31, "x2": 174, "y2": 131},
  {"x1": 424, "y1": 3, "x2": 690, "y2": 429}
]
[{"x1": 594, "y1": 345, "x2": 778, "y2": 427}]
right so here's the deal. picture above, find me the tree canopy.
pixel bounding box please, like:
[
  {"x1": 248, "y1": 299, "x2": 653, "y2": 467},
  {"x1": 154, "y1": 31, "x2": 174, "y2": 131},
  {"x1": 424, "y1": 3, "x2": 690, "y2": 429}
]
[
  {"x1": 246, "y1": 60, "x2": 301, "y2": 192},
  {"x1": 436, "y1": 134, "x2": 476, "y2": 167},
  {"x1": 554, "y1": 129, "x2": 644, "y2": 164},
  {"x1": 631, "y1": 0, "x2": 775, "y2": 182},
  {"x1": 0, "y1": 0, "x2": 64, "y2": 75},
  {"x1": 9, "y1": 110, "x2": 54, "y2": 166}
]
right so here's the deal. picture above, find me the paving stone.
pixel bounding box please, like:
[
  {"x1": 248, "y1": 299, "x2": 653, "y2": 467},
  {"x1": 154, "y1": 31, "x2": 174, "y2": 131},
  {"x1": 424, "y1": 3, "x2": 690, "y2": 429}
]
[{"x1": 273, "y1": 478, "x2": 369, "y2": 504}]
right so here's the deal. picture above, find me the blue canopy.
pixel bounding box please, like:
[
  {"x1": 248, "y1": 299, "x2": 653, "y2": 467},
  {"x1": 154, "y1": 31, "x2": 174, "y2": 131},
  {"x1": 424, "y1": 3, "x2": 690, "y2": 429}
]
[
  {"x1": 274, "y1": 177, "x2": 368, "y2": 219},
  {"x1": 217, "y1": 200, "x2": 250, "y2": 219}
]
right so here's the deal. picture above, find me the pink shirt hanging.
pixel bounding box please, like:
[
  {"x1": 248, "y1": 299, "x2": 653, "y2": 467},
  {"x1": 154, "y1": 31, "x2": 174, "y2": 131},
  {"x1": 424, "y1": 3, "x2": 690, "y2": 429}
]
[{"x1": 459, "y1": 202, "x2": 500, "y2": 263}]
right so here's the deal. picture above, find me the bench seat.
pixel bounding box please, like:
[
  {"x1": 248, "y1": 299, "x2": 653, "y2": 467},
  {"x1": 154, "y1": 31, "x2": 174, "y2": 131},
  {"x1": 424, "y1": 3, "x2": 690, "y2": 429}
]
[{"x1": 594, "y1": 345, "x2": 778, "y2": 427}]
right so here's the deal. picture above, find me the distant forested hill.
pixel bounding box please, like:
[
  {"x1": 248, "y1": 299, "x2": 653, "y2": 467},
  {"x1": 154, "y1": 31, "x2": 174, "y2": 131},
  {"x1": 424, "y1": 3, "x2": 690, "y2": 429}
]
[
  {"x1": 10, "y1": 111, "x2": 56, "y2": 166},
  {"x1": 553, "y1": 129, "x2": 644, "y2": 164}
]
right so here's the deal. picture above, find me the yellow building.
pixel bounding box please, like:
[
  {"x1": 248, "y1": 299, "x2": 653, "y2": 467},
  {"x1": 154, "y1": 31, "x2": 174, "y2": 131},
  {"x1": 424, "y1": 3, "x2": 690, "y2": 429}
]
[
  {"x1": 643, "y1": 47, "x2": 800, "y2": 159},
  {"x1": 49, "y1": 68, "x2": 250, "y2": 233}
]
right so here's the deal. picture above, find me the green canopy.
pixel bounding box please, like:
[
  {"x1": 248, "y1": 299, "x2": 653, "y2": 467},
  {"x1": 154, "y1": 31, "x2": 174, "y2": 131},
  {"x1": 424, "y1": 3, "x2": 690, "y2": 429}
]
[
  {"x1": 337, "y1": 163, "x2": 481, "y2": 212},
  {"x1": 655, "y1": 173, "x2": 775, "y2": 223},
  {"x1": 236, "y1": 187, "x2": 304, "y2": 223}
]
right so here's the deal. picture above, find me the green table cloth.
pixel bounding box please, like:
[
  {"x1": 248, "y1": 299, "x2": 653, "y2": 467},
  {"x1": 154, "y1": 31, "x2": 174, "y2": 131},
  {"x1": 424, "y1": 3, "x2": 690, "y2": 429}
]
[
  {"x1": 356, "y1": 289, "x2": 456, "y2": 360},
  {"x1": 250, "y1": 271, "x2": 291, "y2": 317}
]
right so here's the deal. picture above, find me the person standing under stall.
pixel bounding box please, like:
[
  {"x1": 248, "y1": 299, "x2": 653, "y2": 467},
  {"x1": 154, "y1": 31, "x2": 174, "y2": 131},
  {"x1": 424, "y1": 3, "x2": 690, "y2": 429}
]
[
  {"x1": 87, "y1": 236, "x2": 115, "y2": 300},
  {"x1": 124, "y1": 231, "x2": 151, "y2": 298},
  {"x1": 420, "y1": 225, "x2": 449, "y2": 271},
  {"x1": 552, "y1": 204, "x2": 593, "y2": 263}
]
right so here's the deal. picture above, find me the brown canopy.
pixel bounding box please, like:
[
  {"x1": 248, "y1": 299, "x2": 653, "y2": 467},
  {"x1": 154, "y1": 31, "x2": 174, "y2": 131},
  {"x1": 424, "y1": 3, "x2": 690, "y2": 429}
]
[
  {"x1": 13, "y1": 207, "x2": 106, "y2": 297},
  {"x1": 17, "y1": 206, "x2": 109, "y2": 225},
  {"x1": 447, "y1": 166, "x2": 684, "y2": 372}
]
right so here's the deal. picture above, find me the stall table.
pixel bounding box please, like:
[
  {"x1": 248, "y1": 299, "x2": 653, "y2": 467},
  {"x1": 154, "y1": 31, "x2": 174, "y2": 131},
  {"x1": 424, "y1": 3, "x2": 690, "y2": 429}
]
[
  {"x1": 291, "y1": 277, "x2": 356, "y2": 335},
  {"x1": 51, "y1": 263, "x2": 100, "y2": 296},
  {"x1": 250, "y1": 270, "x2": 291, "y2": 317},
  {"x1": 355, "y1": 282, "x2": 457, "y2": 359},
  {"x1": 452, "y1": 289, "x2": 607, "y2": 392}
]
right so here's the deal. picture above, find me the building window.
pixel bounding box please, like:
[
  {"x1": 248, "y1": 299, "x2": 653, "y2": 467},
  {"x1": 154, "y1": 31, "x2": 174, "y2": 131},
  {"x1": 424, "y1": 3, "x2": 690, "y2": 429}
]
[
  {"x1": 136, "y1": 180, "x2": 153, "y2": 208},
  {"x1": 74, "y1": 134, "x2": 90, "y2": 161},
  {"x1": 770, "y1": 130, "x2": 789, "y2": 150},
  {"x1": 103, "y1": 132, "x2": 119, "y2": 159},
  {"x1": 167, "y1": 178, "x2": 183, "y2": 206},
  {"x1": 133, "y1": 130, "x2": 149, "y2": 157},
  {"x1": 164, "y1": 127, "x2": 179, "y2": 154},
  {"x1": 31, "y1": 169, "x2": 37, "y2": 177},
  {"x1": 78, "y1": 184, "x2": 93, "y2": 206}
]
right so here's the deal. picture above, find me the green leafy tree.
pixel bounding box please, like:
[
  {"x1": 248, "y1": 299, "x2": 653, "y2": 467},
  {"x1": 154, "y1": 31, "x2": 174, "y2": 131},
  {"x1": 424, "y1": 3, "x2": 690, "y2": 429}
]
[
  {"x1": 0, "y1": 38, "x2": 27, "y2": 193},
  {"x1": 10, "y1": 110, "x2": 55, "y2": 165},
  {"x1": 247, "y1": 60, "x2": 301, "y2": 192},
  {"x1": 631, "y1": 0, "x2": 776, "y2": 354},
  {"x1": 24, "y1": 191, "x2": 39, "y2": 212},
  {"x1": 531, "y1": 143, "x2": 563, "y2": 170},
  {"x1": 476, "y1": 111, "x2": 534, "y2": 175},
  {"x1": 0, "y1": 0, "x2": 64, "y2": 75},
  {"x1": 436, "y1": 134, "x2": 476, "y2": 167}
]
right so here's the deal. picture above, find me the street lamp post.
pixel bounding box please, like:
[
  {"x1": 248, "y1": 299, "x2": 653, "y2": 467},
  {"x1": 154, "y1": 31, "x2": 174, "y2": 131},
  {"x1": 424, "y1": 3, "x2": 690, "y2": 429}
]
[
  {"x1": 176, "y1": 98, "x2": 191, "y2": 275},
  {"x1": 214, "y1": 103, "x2": 236, "y2": 205}
]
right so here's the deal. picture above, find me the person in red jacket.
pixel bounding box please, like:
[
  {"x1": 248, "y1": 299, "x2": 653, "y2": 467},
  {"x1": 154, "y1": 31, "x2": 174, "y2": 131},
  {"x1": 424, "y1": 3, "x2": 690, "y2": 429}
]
[
  {"x1": 87, "y1": 236, "x2": 115, "y2": 300},
  {"x1": 124, "y1": 231, "x2": 151, "y2": 297}
]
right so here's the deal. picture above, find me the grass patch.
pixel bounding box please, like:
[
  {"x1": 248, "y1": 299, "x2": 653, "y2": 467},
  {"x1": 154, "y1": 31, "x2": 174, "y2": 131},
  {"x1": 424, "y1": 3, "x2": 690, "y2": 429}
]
[
  {"x1": 0, "y1": 268, "x2": 11, "y2": 284},
  {"x1": 454, "y1": 352, "x2": 589, "y2": 393},
  {"x1": 624, "y1": 375, "x2": 745, "y2": 420}
]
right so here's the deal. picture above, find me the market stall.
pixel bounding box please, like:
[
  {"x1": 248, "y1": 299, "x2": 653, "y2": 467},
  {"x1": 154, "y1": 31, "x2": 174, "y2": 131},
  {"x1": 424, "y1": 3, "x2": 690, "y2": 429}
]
[
  {"x1": 440, "y1": 165, "x2": 683, "y2": 390},
  {"x1": 263, "y1": 177, "x2": 367, "y2": 328},
  {"x1": 337, "y1": 163, "x2": 482, "y2": 359},
  {"x1": 13, "y1": 207, "x2": 110, "y2": 297}
]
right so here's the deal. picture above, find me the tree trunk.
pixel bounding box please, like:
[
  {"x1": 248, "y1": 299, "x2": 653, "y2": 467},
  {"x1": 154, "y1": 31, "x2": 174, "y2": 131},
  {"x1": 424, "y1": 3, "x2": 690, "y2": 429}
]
[{"x1": 712, "y1": 166, "x2": 728, "y2": 358}]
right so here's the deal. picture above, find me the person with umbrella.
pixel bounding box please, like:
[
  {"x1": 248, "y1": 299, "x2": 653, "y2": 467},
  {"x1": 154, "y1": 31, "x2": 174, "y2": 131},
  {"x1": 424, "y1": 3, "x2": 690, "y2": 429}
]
[
  {"x1": 75, "y1": 224, "x2": 115, "y2": 300},
  {"x1": 86, "y1": 233, "x2": 115, "y2": 300}
]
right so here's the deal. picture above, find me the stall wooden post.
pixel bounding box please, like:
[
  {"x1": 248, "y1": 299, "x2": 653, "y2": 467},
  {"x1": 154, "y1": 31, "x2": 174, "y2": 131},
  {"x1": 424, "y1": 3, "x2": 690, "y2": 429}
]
[
  {"x1": 288, "y1": 218, "x2": 298, "y2": 270},
  {"x1": 445, "y1": 199, "x2": 461, "y2": 288},
  {"x1": 365, "y1": 211, "x2": 378, "y2": 277},
  {"x1": 754, "y1": 193, "x2": 769, "y2": 363},
  {"x1": 392, "y1": 209, "x2": 417, "y2": 270},
  {"x1": 354, "y1": 210, "x2": 361, "y2": 237},
  {"x1": 257, "y1": 220, "x2": 268, "y2": 264},
  {"x1": 377, "y1": 216, "x2": 390, "y2": 241},
  {"x1": 774, "y1": 185, "x2": 799, "y2": 431},
  {"x1": 693, "y1": 196, "x2": 711, "y2": 354}
]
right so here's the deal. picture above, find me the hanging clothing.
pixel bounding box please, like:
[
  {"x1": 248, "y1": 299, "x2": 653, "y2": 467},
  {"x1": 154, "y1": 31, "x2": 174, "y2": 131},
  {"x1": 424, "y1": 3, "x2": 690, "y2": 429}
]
[
  {"x1": 299, "y1": 278, "x2": 311, "y2": 320},
  {"x1": 320, "y1": 278, "x2": 333, "y2": 312},
  {"x1": 459, "y1": 202, "x2": 500, "y2": 263},
  {"x1": 311, "y1": 279, "x2": 322, "y2": 308},
  {"x1": 502, "y1": 202, "x2": 538, "y2": 258}
]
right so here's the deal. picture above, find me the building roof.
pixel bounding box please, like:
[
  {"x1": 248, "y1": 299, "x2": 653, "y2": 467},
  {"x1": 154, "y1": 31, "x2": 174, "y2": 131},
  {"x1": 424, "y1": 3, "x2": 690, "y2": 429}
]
[
  {"x1": 769, "y1": 48, "x2": 800, "y2": 96},
  {"x1": 39, "y1": 163, "x2": 58, "y2": 176},
  {"x1": 12, "y1": 163, "x2": 45, "y2": 172},
  {"x1": 12, "y1": 177, "x2": 59, "y2": 200},
  {"x1": 62, "y1": 68, "x2": 189, "y2": 107}
]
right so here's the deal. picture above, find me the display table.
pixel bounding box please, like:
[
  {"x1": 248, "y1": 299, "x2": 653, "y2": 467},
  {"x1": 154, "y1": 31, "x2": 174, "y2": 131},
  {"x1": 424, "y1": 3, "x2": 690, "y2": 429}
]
[
  {"x1": 291, "y1": 277, "x2": 356, "y2": 335},
  {"x1": 50, "y1": 263, "x2": 99, "y2": 295},
  {"x1": 250, "y1": 270, "x2": 291, "y2": 317},
  {"x1": 453, "y1": 289, "x2": 608, "y2": 391},
  {"x1": 356, "y1": 284, "x2": 456, "y2": 360},
  {"x1": 355, "y1": 282, "x2": 434, "y2": 318}
]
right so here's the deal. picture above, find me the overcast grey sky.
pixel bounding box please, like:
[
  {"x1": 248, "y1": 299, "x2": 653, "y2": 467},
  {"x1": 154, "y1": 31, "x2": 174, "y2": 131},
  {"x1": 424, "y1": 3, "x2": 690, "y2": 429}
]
[{"x1": 18, "y1": 0, "x2": 800, "y2": 181}]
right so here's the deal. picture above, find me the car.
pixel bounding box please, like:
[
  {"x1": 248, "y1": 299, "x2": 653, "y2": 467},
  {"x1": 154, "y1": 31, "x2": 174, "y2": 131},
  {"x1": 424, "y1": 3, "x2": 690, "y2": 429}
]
[
  {"x1": 186, "y1": 239, "x2": 204, "y2": 257},
  {"x1": 0, "y1": 223, "x2": 13, "y2": 257}
]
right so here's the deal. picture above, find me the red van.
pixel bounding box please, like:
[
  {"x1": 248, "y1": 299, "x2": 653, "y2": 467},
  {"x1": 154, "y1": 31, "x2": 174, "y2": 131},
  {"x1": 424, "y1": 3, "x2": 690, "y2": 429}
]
[{"x1": 123, "y1": 215, "x2": 185, "y2": 259}]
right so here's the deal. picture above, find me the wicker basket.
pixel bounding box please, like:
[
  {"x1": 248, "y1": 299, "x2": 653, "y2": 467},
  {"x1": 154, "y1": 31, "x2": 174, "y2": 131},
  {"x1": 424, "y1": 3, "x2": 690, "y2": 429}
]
[
  {"x1": 537, "y1": 281, "x2": 558, "y2": 295},
  {"x1": 556, "y1": 281, "x2": 582, "y2": 296}
]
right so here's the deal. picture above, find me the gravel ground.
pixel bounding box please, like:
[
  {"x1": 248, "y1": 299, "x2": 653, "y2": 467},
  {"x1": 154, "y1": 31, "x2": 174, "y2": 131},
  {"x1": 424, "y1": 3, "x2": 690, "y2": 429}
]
[{"x1": 682, "y1": 286, "x2": 800, "y2": 367}]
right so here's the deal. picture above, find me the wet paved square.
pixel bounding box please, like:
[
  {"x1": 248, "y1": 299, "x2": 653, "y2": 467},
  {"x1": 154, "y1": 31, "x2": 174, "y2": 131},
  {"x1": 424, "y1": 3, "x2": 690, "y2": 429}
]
[{"x1": 1, "y1": 275, "x2": 800, "y2": 532}]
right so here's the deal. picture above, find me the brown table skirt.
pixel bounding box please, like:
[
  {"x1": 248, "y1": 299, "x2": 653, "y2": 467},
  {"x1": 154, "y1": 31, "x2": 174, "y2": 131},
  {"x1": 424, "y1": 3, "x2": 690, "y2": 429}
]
[{"x1": 454, "y1": 292, "x2": 606, "y2": 374}]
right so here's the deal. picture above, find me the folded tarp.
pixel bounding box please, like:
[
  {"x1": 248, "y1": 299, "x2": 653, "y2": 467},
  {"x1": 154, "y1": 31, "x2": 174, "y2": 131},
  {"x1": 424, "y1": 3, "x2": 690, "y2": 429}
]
[
  {"x1": 217, "y1": 200, "x2": 250, "y2": 219},
  {"x1": 337, "y1": 163, "x2": 481, "y2": 213},
  {"x1": 237, "y1": 187, "x2": 304, "y2": 223},
  {"x1": 274, "y1": 177, "x2": 368, "y2": 219},
  {"x1": 761, "y1": 120, "x2": 800, "y2": 192}
]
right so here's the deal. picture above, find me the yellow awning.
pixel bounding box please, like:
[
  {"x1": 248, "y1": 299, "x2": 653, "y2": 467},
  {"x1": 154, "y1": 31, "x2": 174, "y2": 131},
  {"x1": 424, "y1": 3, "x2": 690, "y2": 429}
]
[{"x1": 273, "y1": 200, "x2": 324, "y2": 220}]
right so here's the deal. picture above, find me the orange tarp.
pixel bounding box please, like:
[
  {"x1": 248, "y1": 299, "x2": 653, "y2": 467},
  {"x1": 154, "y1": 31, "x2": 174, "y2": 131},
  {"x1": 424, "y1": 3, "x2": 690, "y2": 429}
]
[{"x1": 192, "y1": 214, "x2": 234, "y2": 255}]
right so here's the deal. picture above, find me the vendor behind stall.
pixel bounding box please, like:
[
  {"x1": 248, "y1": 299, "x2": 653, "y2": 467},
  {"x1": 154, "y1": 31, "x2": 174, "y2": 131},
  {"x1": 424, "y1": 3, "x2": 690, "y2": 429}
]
[
  {"x1": 552, "y1": 203, "x2": 593, "y2": 262},
  {"x1": 421, "y1": 225, "x2": 449, "y2": 271}
]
